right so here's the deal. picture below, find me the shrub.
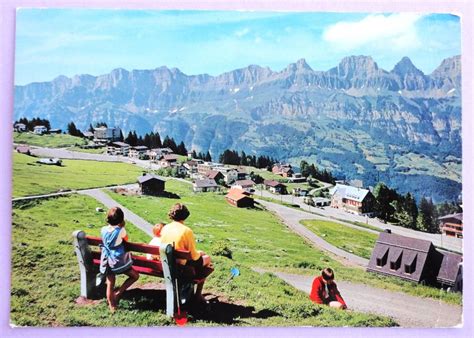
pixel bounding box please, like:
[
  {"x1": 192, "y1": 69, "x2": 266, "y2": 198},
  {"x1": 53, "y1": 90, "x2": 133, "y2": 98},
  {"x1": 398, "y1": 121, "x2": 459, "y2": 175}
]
[{"x1": 210, "y1": 239, "x2": 233, "y2": 259}]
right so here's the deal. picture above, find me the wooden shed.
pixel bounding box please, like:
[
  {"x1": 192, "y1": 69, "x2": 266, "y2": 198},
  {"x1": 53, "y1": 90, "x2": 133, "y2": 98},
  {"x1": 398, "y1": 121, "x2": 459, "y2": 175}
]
[
  {"x1": 226, "y1": 189, "x2": 254, "y2": 208},
  {"x1": 137, "y1": 173, "x2": 165, "y2": 196}
]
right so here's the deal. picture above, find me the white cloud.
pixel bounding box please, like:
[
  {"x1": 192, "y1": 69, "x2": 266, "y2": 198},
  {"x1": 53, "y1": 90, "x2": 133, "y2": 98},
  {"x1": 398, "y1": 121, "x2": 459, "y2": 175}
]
[
  {"x1": 322, "y1": 13, "x2": 424, "y2": 50},
  {"x1": 234, "y1": 28, "x2": 250, "y2": 38}
]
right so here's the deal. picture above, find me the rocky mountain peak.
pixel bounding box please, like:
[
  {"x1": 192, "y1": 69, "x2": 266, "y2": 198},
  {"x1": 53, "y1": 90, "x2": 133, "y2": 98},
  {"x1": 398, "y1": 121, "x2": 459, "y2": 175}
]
[
  {"x1": 334, "y1": 55, "x2": 379, "y2": 78},
  {"x1": 392, "y1": 56, "x2": 424, "y2": 76},
  {"x1": 431, "y1": 55, "x2": 461, "y2": 78}
]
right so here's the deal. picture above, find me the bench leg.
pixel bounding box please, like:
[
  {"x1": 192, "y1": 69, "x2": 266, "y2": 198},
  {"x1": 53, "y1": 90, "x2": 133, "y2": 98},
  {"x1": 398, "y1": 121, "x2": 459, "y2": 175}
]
[
  {"x1": 160, "y1": 244, "x2": 176, "y2": 317},
  {"x1": 72, "y1": 230, "x2": 99, "y2": 299}
]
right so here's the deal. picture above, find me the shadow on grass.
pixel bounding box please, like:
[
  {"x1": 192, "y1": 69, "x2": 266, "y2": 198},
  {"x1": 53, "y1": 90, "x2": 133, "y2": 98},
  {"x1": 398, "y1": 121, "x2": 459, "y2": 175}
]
[{"x1": 120, "y1": 289, "x2": 279, "y2": 325}]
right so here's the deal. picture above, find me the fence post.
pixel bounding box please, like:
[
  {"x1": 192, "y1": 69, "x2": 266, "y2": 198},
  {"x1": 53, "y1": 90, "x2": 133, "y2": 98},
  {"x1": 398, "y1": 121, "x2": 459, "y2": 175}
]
[{"x1": 72, "y1": 230, "x2": 96, "y2": 298}]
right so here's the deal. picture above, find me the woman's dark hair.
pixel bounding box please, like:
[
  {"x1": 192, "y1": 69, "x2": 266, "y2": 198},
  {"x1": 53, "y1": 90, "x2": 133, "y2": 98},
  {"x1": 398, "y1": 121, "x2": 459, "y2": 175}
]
[
  {"x1": 168, "y1": 203, "x2": 190, "y2": 222},
  {"x1": 107, "y1": 207, "x2": 124, "y2": 226},
  {"x1": 322, "y1": 267, "x2": 334, "y2": 281}
]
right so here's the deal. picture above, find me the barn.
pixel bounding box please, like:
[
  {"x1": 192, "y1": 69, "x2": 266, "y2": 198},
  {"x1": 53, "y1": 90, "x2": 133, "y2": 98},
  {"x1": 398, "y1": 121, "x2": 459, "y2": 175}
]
[{"x1": 137, "y1": 173, "x2": 165, "y2": 196}]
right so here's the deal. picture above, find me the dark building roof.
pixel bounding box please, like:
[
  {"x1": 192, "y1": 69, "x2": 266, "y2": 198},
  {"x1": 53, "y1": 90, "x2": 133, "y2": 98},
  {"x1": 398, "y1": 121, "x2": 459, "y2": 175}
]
[
  {"x1": 162, "y1": 154, "x2": 179, "y2": 161},
  {"x1": 368, "y1": 231, "x2": 463, "y2": 287},
  {"x1": 109, "y1": 141, "x2": 129, "y2": 148},
  {"x1": 137, "y1": 173, "x2": 164, "y2": 184},
  {"x1": 132, "y1": 145, "x2": 149, "y2": 151},
  {"x1": 233, "y1": 179, "x2": 255, "y2": 187},
  {"x1": 194, "y1": 179, "x2": 218, "y2": 188},
  {"x1": 264, "y1": 179, "x2": 286, "y2": 188},
  {"x1": 438, "y1": 213, "x2": 463, "y2": 223},
  {"x1": 207, "y1": 170, "x2": 224, "y2": 180},
  {"x1": 437, "y1": 251, "x2": 463, "y2": 285}
]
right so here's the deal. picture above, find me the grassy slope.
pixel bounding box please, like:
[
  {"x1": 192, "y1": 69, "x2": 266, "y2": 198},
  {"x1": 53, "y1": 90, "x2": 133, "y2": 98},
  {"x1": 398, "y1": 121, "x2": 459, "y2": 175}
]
[
  {"x1": 301, "y1": 220, "x2": 378, "y2": 259},
  {"x1": 11, "y1": 195, "x2": 395, "y2": 327},
  {"x1": 13, "y1": 152, "x2": 144, "y2": 197},
  {"x1": 110, "y1": 180, "x2": 461, "y2": 306},
  {"x1": 14, "y1": 132, "x2": 87, "y2": 148}
]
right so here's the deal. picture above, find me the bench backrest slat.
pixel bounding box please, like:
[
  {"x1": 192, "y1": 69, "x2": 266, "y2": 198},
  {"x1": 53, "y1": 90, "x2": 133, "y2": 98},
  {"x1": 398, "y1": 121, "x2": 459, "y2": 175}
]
[{"x1": 85, "y1": 235, "x2": 192, "y2": 260}]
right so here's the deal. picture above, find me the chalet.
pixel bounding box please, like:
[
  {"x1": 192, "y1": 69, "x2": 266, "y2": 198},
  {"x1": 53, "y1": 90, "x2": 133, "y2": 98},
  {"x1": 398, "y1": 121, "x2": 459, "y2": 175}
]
[
  {"x1": 232, "y1": 179, "x2": 256, "y2": 193},
  {"x1": 226, "y1": 188, "x2": 254, "y2": 208},
  {"x1": 93, "y1": 126, "x2": 122, "y2": 144},
  {"x1": 175, "y1": 164, "x2": 188, "y2": 177},
  {"x1": 160, "y1": 154, "x2": 180, "y2": 168},
  {"x1": 312, "y1": 197, "x2": 331, "y2": 207},
  {"x1": 292, "y1": 187, "x2": 309, "y2": 197},
  {"x1": 128, "y1": 145, "x2": 149, "y2": 159},
  {"x1": 107, "y1": 142, "x2": 130, "y2": 156},
  {"x1": 193, "y1": 179, "x2": 219, "y2": 193},
  {"x1": 48, "y1": 128, "x2": 62, "y2": 134},
  {"x1": 329, "y1": 184, "x2": 375, "y2": 216},
  {"x1": 16, "y1": 145, "x2": 31, "y2": 155},
  {"x1": 214, "y1": 167, "x2": 239, "y2": 184},
  {"x1": 264, "y1": 180, "x2": 287, "y2": 194},
  {"x1": 37, "y1": 158, "x2": 62, "y2": 166},
  {"x1": 137, "y1": 173, "x2": 165, "y2": 196},
  {"x1": 183, "y1": 160, "x2": 202, "y2": 173},
  {"x1": 272, "y1": 163, "x2": 294, "y2": 177},
  {"x1": 33, "y1": 125, "x2": 48, "y2": 135},
  {"x1": 82, "y1": 131, "x2": 94, "y2": 139},
  {"x1": 367, "y1": 230, "x2": 462, "y2": 291},
  {"x1": 287, "y1": 172, "x2": 306, "y2": 183},
  {"x1": 206, "y1": 170, "x2": 225, "y2": 184},
  {"x1": 148, "y1": 147, "x2": 174, "y2": 161},
  {"x1": 438, "y1": 213, "x2": 463, "y2": 238},
  {"x1": 197, "y1": 162, "x2": 222, "y2": 176},
  {"x1": 14, "y1": 123, "x2": 26, "y2": 132}
]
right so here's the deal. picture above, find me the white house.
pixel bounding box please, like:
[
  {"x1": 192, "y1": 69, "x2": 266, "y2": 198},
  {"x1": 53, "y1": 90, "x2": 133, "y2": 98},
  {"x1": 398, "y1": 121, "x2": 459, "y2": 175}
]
[
  {"x1": 107, "y1": 142, "x2": 130, "y2": 156},
  {"x1": 33, "y1": 125, "x2": 48, "y2": 135}
]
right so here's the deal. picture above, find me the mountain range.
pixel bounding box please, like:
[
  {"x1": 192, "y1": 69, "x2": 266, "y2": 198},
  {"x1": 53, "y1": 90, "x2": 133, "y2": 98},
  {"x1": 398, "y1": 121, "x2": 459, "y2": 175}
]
[{"x1": 14, "y1": 55, "x2": 462, "y2": 202}]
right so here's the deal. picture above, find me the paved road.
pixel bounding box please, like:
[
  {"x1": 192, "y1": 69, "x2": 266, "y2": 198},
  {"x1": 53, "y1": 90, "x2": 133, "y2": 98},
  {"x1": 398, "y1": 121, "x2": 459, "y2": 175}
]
[
  {"x1": 254, "y1": 269, "x2": 462, "y2": 328},
  {"x1": 256, "y1": 189, "x2": 462, "y2": 253},
  {"x1": 78, "y1": 187, "x2": 154, "y2": 237},
  {"x1": 257, "y1": 199, "x2": 369, "y2": 267}
]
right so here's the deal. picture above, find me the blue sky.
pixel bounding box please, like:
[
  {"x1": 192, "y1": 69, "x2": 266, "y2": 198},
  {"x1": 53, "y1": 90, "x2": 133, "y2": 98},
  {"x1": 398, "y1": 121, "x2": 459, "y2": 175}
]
[{"x1": 15, "y1": 10, "x2": 460, "y2": 85}]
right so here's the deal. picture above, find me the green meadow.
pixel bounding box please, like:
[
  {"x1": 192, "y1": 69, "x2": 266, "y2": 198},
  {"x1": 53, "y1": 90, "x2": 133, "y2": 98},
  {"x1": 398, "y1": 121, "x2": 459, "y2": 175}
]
[
  {"x1": 109, "y1": 180, "x2": 461, "y2": 305},
  {"x1": 13, "y1": 152, "x2": 144, "y2": 197},
  {"x1": 14, "y1": 131, "x2": 87, "y2": 148},
  {"x1": 301, "y1": 220, "x2": 378, "y2": 259},
  {"x1": 11, "y1": 195, "x2": 395, "y2": 327}
]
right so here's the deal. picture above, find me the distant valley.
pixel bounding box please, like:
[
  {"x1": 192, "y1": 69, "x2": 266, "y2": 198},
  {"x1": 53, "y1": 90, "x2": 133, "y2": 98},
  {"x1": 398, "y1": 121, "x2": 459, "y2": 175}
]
[{"x1": 14, "y1": 55, "x2": 462, "y2": 202}]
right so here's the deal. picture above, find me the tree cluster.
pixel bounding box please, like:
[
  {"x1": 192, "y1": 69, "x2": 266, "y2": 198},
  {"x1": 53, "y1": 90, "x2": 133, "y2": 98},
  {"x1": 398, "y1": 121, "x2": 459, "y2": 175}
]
[
  {"x1": 15, "y1": 117, "x2": 51, "y2": 131},
  {"x1": 67, "y1": 122, "x2": 84, "y2": 137},
  {"x1": 218, "y1": 149, "x2": 277, "y2": 169},
  {"x1": 191, "y1": 150, "x2": 212, "y2": 162},
  {"x1": 373, "y1": 182, "x2": 462, "y2": 234},
  {"x1": 123, "y1": 131, "x2": 188, "y2": 156},
  {"x1": 300, "y1": 160, "x2": 336, "y2": 184}
]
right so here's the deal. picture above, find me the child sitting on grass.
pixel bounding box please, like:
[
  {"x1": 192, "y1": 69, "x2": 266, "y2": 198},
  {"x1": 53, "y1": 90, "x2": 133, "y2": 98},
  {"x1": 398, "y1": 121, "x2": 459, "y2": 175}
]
[{"x1": 146, "y1": 222, "x2": 165, "y2": 260}]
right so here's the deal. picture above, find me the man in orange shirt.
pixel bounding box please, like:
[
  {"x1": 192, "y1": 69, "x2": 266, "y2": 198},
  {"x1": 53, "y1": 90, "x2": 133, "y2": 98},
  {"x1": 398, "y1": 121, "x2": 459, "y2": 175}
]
[
  {"x1": 309, "y1": 267, "x2": 347, "y2": 310},
  {"x1": 160, "y1": 203, "x2": 212, "y2": 303}
]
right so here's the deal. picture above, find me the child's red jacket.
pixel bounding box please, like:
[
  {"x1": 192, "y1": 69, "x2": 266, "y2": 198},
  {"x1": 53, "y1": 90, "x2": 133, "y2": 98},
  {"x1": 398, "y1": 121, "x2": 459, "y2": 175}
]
[{"x1": 309, "y1": 276, "x2": 346, "y2": 306}]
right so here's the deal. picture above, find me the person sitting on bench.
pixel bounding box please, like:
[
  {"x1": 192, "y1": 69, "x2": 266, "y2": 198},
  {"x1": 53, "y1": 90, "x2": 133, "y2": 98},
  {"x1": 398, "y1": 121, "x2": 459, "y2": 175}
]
[
  {"x1": 159, "y1": 203, "x2": 212, "y2": 304},
  {"x1": 309, "y1": 267, "x2": 347, "y2": 310}
]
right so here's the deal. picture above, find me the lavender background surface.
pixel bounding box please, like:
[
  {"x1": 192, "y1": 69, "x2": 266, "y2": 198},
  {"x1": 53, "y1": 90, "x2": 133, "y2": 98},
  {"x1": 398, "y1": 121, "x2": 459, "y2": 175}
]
[{"x1": 1, "y1": 1, "x2": 472, "y2": 337}]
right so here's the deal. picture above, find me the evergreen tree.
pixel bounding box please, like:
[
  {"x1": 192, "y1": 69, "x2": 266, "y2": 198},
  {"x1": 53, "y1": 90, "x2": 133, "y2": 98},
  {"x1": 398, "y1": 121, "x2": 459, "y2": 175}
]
[
  {"x1": 191, "y1": 150, "x2": 197, "y2": 159},
  {"x1": 118, "y1": 129, "x2": 124, "y2": 142},
  {"x1": 205, "y1": 151, "x2": 212, "y2": 162},
  {"x1": 300, "y1": 160, "x2": 310, "y2": 177},
  {"x1": 374, "y1": 182, "x2": 398, "y2": 222},
  {"x1": 67, "y1": 122, "x2": 83, "y2": 137},
  {"x1": 417, "y1": 197, "x2": 438, "y2": 233},
  {"x1": 88, "y1": 123, "x2": 94, "y2": 133},
  {"x1": 177, "y1": 141, "x2": 187, "y2": 155}
]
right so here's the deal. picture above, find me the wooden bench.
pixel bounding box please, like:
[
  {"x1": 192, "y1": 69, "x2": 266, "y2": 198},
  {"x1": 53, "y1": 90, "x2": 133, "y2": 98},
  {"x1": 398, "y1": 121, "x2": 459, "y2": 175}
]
[{"x1": 72, "y1": 230, "x2": 211, "y2": 316}]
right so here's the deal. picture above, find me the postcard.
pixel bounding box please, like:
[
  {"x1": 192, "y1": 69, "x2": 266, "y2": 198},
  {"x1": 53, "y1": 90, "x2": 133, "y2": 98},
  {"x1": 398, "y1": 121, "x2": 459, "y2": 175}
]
[{"x1": 7, "y1": 3, "x2": 467, "y2": 334}]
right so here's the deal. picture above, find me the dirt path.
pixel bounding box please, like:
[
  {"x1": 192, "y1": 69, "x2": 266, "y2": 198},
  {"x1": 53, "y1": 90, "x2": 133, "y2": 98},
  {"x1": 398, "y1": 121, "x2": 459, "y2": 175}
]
[
  {"x1": 254, "y1": 269, "x2": 462, "y2": 328},
  {"x1": 257, "y1": 199, "x2": 369, "y2": 267},
  {"x1": 78, "y1": 187, "x2": 154, "y2": 237}
]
